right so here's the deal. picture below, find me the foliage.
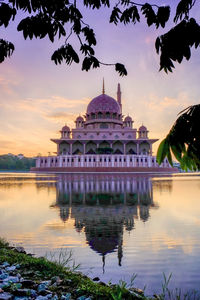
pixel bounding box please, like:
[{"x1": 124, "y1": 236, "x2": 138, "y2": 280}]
[
  {"x1": 110, "y1": 275, "x2": 140, "y2": 300},
  {"x1": 0, "y1": 240, "x2": 120, "y2": 299},
  {"x1": 45, "y1": 249, "x2": 81, "y2": 272},
  {"x1": 155, "y1": 273, "x2": 200, "y2": 300},
  {"x1": 157, "y1": 105, "x2": 200, "y2": 171},
  {"x1": 0, "y1": 155, "x2": 35, "y2": 170},
  {"x1": 0, "y1": 237, "x2": 9, "y2": 248},
  {"x1": 0, "y1": 0, "x2": 199, "y2": 75}
]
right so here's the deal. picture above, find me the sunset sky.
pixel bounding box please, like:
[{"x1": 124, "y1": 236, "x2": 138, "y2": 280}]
[{"x1": 1, "y1": 3, "x2": 200, "y2": 157}]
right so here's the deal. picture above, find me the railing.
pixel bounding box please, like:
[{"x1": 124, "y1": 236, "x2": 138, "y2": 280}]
[{"x1": 36, "y1": 154, "x2": 170, "y2": 168}]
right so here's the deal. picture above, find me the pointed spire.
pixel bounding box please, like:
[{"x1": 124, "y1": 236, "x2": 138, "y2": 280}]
[
  {"x1": 117, "y1": 83, "x2": 122, "y2": 112},
  {"x1": 117, "y1": 82, "x2": 121, "y2": 93},
  {"x1": 102, "y1": 78, "x2": 105, "y2": 94}
]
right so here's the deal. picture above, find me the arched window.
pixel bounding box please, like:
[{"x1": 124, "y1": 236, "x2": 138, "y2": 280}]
[
  {"x1": 106, "y1": 112, "x2": 110, "y2": 118},
  {"x1": 98, "y1": 112, "x2": 103, "y2": 119},
  {"x1": 100, "y1": 123, "x2": 108, "y2": 128}
]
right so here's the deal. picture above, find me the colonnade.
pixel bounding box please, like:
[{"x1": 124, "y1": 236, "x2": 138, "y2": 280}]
[{"x1": 58, "y1": 141, "x2": 152, "y2": 155}]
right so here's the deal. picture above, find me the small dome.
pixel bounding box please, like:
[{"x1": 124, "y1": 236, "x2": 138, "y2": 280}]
[
  {"x1": 139, "y1": 125, "x2": 147, "y2": 131},
  {"x1": 76, "y1": 116, "x2": 84, "y2": 121},
  {"x1": 61, "y1": 125, "x2": 70, "y2": 131},
  {"x1": 87, "y1": 94, "x2": 121, "y2": 114},
  {"x1": 124, "y1": 116, "x2": 132, "y2": 122}
]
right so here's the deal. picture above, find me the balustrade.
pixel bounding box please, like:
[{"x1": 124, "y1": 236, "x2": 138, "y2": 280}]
[{"x1": 36, "y1": 154, "x2": 170, "y2": 169}]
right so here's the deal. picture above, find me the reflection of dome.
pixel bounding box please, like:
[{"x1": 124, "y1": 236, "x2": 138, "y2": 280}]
[
  {"x1": 87, "y1": 94, "x2": 121, "y2": 114},
  {"x1": 76, "y1": 116, "x2": 84, "y2": 121},
  {"x1": 61, "y1": 125, "x2": 70, "y2": 131},
  {"x1": 124, "y1": 116, "x2": 132, "y2": 122},
  {"x1": 87, "y1": 236, "x2": 119, "y2": 256},
  {"x1": 139, "y1": 125, "x2": 147, "y2": 131}
]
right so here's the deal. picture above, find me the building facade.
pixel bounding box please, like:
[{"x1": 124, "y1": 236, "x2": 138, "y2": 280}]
[{"x1": 33, "y1": 84, "x2": 176, "y2": 172}]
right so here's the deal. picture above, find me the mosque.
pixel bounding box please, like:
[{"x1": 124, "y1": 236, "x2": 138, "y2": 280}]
[{"x1": 32, "y1": 83, "x2": 176, "y2": 172}]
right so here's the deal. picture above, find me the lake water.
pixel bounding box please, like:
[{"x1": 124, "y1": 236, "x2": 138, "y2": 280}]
[{"x1": 0, "y1": 172, "x2": 200, "y2": 296}]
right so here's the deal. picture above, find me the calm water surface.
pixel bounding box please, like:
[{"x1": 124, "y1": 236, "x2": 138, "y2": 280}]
[{"x1": 0, "y1": 172, "x2": 200, "y2": 295}]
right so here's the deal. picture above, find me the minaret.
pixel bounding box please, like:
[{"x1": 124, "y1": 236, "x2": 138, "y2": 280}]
[
  {"x1": 117, "y1": 83, "x2": 122, "y2": 112},
  {"x1": 102, "y1": 78, "x2": 105, "y2": 94}
]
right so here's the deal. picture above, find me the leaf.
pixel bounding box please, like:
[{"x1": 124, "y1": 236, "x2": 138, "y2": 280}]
[
  {"x1": 157, "y1": 6, "x2": 170, "y2": 28},
  {"x1": 80, "y1": 44, "x2": 95, "y2": 56},
  {"x1": 0, "y1": 3, "x2": 16, "y2": 27},
  {"x1": 156, "y1": 138, "x2": 170, "y2": 164},
  {"x1": 159, "y1": 104, "x2": 200, "y2": 171},
  {"x1": 156, "y1": 18, "x2": 200, "y2": 73},
  {"x1": 110, "y1": 6, "x2": 121, "y2": 25},
  {"x1": 82, "y1": 27, "x2": 96, "y2": 46},
  {"x1": 82, "y1": 56, "x2": 100, "y2": 72},
  {"x1": 167, "y1": 148, "x2": 173, "y2": 166},
  {"x1": 155, "y1": 37, "x2": 161, "y2": 54},
  {"x1": 174, "y1": 0, "x2": 193, "y2": 23},
  {"x1": 73, "y1": 19, "x2": 81, "y2": 34},
  {"x1": 115, "y1": 63, "x2": 127, "y2": 76},
  {"x1": 159, "y1": 52, "x2": 175, "y2": 73},
  {"x1": 171, "y1": 144, "x2": 182, "y2": 162},
  {"x1": 120, "y1": 6, "x2": 140, "y2": 25},
  {"x1": 51, "y1": 44, "x2": 79, "y2": 65},
  {"x1": 141, "y1": 3, "x2": 157, "y2": 27},
  {"x1": 0, "y1": 39, "x2": 15, "y2": 63}
]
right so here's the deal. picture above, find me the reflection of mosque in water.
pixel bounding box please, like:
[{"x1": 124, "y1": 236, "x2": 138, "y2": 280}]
[{"x1": 51, "y1": 174, "x2": 158, "y2": 269}]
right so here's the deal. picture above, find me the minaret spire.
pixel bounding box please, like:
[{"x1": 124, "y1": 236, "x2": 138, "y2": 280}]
[
  {"x1": 117, "y1": 83, "x2": 122, "y2": 111},
  {"x1": 102, "y1": 78, "x2": 105, "y2": 94}
]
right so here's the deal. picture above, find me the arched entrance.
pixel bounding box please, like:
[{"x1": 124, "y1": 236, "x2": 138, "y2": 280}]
[
  {"x1": 86, "y1": 141, "x2": 97, "y2": 154},
  {"x1": 113, "y1": 141, "x2": 123, "y2": 154},
  {"x1": 139, "y1": 141, "x2": 150, "y2": 155},
  {"x1": 72, "y1": 141, "x2": 84, "y2": 154},
  {"x1": 59, "y1": 142, "x2": 70, "y2": 155}
]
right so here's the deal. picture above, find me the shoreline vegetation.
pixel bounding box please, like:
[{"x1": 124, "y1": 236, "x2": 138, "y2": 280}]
[
  {"x1": 0, "y1": 238, "x2": 146, "y2": 300},
  {"x1": 0, "y1": 155, "x2": 35, "y2": 171},
  {"x1": 0, "y1": 239, "x2": 200, "y2": 300}
]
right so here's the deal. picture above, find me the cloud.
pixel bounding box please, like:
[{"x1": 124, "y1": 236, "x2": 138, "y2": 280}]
[
  {"x1": 45, "y1": 111, "x2": 79, "y2": 127},
  {"x1": 0, "y1": 140, "x2": 16, "y2": 149},
  {"x1": 150, "y1": 233, "x2": 194, "y2": 254},
  {"x1": 0, "y1": 75, "x2": 19, "y2": 96},
  {"x1": 0, "y1": 94, "x2": 91, "y2": 156},
  {"x1": 47, "y1": 112, "x2": 75, "y2": 119},
  {"x1": 0, "y1": 96, "x2": 90, "y2": 112},
  {"x1": 146, "y1": 92, "x2": 191, "y2": 113}
]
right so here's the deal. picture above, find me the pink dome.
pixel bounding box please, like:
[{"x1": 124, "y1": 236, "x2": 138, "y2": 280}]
[
  {"x1": 124, "y1": 116, "x2": 132, "y2": 122},
  {"x1": 76, "y1": 116, "x2": 84, "y2": 121},
  {"x1": 61, "y1": 125, "x2": 70, "y2": 131},
  {"x1": 87, "y1": 94, "x2": 121, "y2": 114},
  {"x1": 139, "y1": 125, "x2": 147, "y2": 131}
]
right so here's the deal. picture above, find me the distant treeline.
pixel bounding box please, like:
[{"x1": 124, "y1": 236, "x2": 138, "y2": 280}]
[{"x1": 0, "y1": 155, "x2": 35, "y2": 170}]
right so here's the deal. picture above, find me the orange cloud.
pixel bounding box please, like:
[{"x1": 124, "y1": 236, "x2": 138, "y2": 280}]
[{"x1": 146, "y1": 92, "x2": 191, "y2": 113}]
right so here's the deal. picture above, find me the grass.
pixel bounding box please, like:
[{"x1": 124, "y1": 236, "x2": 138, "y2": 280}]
[
  {"x1": 1, "y1": 238, "x2": 200, "y2": 300},
  {"x1": 155, "y1": 273, "x2": 200, "y2": 300},
  {"x1": 0, "y1": 238, "x2": 141, "y2": 299},
  {"x1": 45, "y1": 248, "x2": 81, "y2": 272}
]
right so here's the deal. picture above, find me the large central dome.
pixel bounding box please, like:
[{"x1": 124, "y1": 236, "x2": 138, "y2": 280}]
[{"x1": 87, "y1": 94, "x2": 121, "y2": 114}]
